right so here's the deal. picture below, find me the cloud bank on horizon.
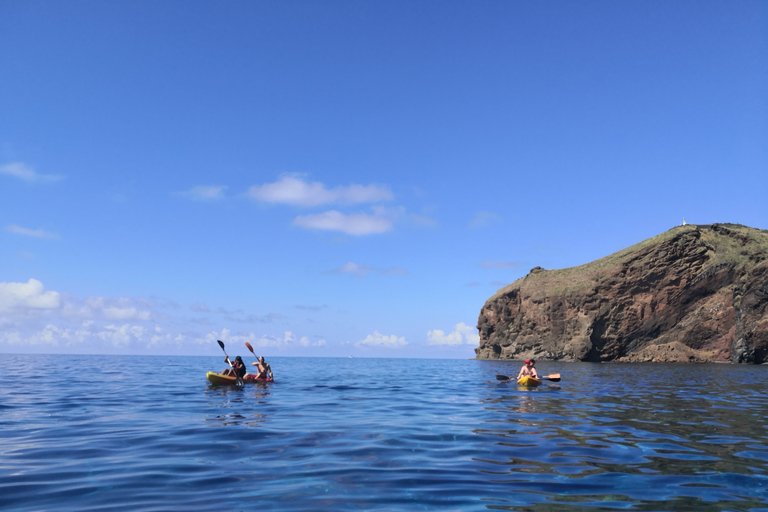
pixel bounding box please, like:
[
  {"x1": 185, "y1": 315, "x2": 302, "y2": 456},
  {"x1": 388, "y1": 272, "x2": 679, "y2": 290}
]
[{"x1": 0, "y1": 277, "x2": 472, "y2": 356}]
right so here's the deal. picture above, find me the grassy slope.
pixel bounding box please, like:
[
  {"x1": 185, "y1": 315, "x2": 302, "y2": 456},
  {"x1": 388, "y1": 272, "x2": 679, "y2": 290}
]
[{"x1": 490, "y1": 223, "x2": 768, "y2": 301}]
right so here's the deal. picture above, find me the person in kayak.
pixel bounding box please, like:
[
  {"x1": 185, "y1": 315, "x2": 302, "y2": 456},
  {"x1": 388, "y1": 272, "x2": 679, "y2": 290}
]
[
  {"x1": 251, "y1": 356, "x2": 274, "y2": 380},
  {"x1": 222, "y1": 355, "x2": 246, "y2": 378},
  {"x1": 517, "y1": 359, "x2": 539, "y2": 381}
]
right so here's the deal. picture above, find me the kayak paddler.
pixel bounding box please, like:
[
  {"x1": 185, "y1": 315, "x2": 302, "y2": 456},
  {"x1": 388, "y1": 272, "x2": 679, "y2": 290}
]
[
  {"x1": 222, "y1": 355, "x2": 246, "y2": 378},
  {"x1": 251, "y1": 356, "x2": 274, "y2": 381},
  {"x1": 516, "y1": 359, "x2": 539, "y2": 381}
]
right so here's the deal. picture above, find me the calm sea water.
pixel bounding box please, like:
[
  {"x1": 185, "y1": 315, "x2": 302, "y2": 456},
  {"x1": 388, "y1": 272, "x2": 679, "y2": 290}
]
[{"x1": 1, "y1": 354, "x2": 767, "y2": 511}]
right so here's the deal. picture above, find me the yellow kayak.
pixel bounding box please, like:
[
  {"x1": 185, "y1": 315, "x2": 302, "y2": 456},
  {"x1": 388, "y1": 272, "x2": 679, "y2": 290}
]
[
  {"x1": 517, "y1": 376, "x2": 542, "y2": 387},
  {"x1": 206, "y1": 372, "x2": 273, "y2": 385}
]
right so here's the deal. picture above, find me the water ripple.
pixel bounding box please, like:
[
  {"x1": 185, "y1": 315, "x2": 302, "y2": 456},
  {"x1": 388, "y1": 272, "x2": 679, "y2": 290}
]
[{"x1": 1, "y1": 355, "x2": 768, "y2": 511}]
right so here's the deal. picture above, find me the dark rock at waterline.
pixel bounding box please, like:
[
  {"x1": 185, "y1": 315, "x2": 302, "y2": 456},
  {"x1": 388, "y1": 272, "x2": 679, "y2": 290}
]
[{"x1": 475, "y1": 223, "x2": 768, "y2": 363}]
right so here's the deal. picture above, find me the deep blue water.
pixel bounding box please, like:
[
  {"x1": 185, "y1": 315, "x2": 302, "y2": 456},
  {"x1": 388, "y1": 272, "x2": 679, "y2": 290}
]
[{"x1": 1, "y1": 355, "x2": 767, "y2": 511}]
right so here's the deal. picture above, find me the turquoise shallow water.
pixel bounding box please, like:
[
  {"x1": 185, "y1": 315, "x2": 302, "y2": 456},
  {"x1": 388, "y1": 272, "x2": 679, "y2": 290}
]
[{"x1": 1, "y1": 354, "x2": 767, "y2": 511}]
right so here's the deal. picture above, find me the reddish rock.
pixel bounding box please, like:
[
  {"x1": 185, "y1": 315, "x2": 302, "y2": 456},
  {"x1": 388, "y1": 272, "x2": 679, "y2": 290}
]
[{"x1": 475, "y1": 224, "x2": 768, "y2": 363}]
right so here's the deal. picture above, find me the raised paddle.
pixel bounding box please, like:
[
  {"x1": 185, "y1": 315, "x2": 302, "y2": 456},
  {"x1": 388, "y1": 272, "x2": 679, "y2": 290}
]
[
  {"x1": 217, "y1": 340, "x2": 244, "y2": 386},
  {"x1": 496, "y1": 373, "x2": 561, "y2": 382}
]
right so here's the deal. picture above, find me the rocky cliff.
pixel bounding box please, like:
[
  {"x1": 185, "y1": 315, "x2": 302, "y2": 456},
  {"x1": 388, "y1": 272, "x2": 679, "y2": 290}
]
[{"x1": 475, "y1": 223, "x2": 768, "y2": 363}]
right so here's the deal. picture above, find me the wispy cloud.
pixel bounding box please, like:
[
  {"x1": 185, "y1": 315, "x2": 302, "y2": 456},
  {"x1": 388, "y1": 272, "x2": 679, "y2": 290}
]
[
  {"x1": 295, "y1": 304, "x2": 328, "y2": 311},
  {"x1": 226, "y1": 312, "x2": 283, "y2": 324},
  {"x1": 176, "y1": 185, "x2": 227, "y2": 201},
  {"x1": 7, "y1": 225, "x2": 60, "y2": 239},
  {"x1": 479, "y1": 260, "x2": 525, "y2": 269},
  {"x1": 427, "y1": 322, "x2": 479, "y2": 346},
  {"x1": 102, "y1": 307, "x2": 152, "y2": 321},
  {"x1": 294, "y1": 210, "x2": 393, "y2": 235},
  {"x1": 248, "y1": 176, "x2": 392, "y2": 207},
  {"x1": 355, "y1": 331, "x2": 407, "y2": 348},
  {"x1": 326, "y1": 262, "x2": 410, "y2": 278},
  {"x1": 327, "y1": 262, "x2": 376, "y2": 278},
  {"x1": 83, "y1": 296, "x2": 155, "y2": 321},
  {"x1": 0, "y1": 162, "x2": 63, "y2": 183},
  {"x1": 469, "y1": 211, "x2": 502, "y2": 228}
]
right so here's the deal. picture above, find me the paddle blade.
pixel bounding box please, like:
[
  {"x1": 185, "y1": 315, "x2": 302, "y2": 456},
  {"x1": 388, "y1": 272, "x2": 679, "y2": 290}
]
[
  {"x1": 544, "y1": 374, "x2": 561, "y2": 382},
  {"x1": 217, "y1": 340, "x2": 225, "y2": 350},
  {"x1": 495, "y1": 375, "x2": 511, "y2": 381},
  {"x1": 245, "y1": 341, "x2": 255, "y2": 355}
]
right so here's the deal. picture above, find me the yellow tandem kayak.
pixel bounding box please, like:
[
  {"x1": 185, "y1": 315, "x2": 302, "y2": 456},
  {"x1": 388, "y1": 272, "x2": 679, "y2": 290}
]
[{"x1": 206, "y1": 372, "x2": 273, "y2": 386}]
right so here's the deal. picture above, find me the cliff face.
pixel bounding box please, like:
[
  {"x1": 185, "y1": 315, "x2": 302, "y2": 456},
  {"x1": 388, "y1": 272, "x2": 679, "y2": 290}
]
[{"x1": 475, "y1": 224, "x2": 768, "y2": 363}]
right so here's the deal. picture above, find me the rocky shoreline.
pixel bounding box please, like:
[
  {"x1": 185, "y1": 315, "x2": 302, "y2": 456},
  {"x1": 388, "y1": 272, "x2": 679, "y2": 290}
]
[{"x1": 475, "y1": 223, "x2": 768, "y2": 363}]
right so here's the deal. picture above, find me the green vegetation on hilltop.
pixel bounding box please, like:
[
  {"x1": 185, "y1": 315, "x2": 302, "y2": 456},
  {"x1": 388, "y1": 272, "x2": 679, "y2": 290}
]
[{"x1": 493, "y1": 223, "x2": 768, "y2": 300}]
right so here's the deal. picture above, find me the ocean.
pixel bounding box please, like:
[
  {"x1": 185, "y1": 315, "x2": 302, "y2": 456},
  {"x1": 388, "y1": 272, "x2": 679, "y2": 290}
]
[{"x1": 1, "y1": 354, "x2": 767, "y2": 511}]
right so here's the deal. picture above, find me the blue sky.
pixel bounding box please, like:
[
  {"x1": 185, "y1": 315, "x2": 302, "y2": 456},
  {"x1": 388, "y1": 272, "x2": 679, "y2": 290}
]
[{"x1": 1, "y1": 1, "x2": 766, "y2": 358}]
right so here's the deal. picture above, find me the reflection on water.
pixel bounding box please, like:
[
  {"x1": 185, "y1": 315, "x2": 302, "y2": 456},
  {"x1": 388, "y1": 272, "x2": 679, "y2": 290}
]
[
  {"x1": 477, "y1": 362, "x2": 768, "y2": 511},
  {"x1": 204, "y1": 382, "x2": 273, "y2": 427}
]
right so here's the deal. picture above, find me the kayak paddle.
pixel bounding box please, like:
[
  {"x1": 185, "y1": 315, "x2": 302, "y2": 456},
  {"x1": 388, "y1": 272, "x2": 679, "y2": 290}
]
[
  {"x1": 496, "y1": 373, "x2": 561, "y2": 382},
  {"x1": 217, "y1": 339, "x2": 244, "y2": 386}
]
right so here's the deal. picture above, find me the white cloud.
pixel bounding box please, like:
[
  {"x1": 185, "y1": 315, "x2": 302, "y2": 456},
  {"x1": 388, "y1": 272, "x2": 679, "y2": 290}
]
[
  {"x1": 103, "y1": 307, "x2": 152, "y2": 321},
  {"x1": 149, "y1": 325, "x2": 175, "y2": 347},
  {"x1": 298, "y1": 336, "x2": 326, "y2": 347},
  {"x1": 427, "y1": 322, "x2": 479, "y2": 346},
  {"x1": 0, "y1": 162, "x2": 63, "y2": 182},
  {"x1": 294, "y1": 210, "x2": 392, "y2": 235},
  {"x1": 0, "y1": 280, "x2": 334, "y2": 354},
  {"x1": 0, "y1": 321, "x2": 154, "y2": 349},
  {"x1": 82, "y1": 296, "x2": 153, "y2": 321},
  {"x1": 97, "y1": 324, "x2": 146, "y2": 346},
  {"x1": 248, "y1": 176, "x2": 392, "y2": 207},
  {"x1": 0, "y1": 279, "x2": 61, "y2": 310},
  {"x1": 328, "y1": 262, "x2": 375, "y2": 278},
  {"x1": 7, "y1": 225, "x2": 60, "y2": 239},
  {"x1": 0, "y1": 325, "x2": 61, "y2": 346},
  {"x1": 177, "y1": 185, "x2": 227, "y2": 201},
  {"x1": 201, "y1": 329, "x2": 315, "y2": 350},
  {"x1": 356, "y1": 331, "x2": 407, "y2": 348},
  {"x1": 327, "y1": 262, "x2": 409, "y2": 278}
]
